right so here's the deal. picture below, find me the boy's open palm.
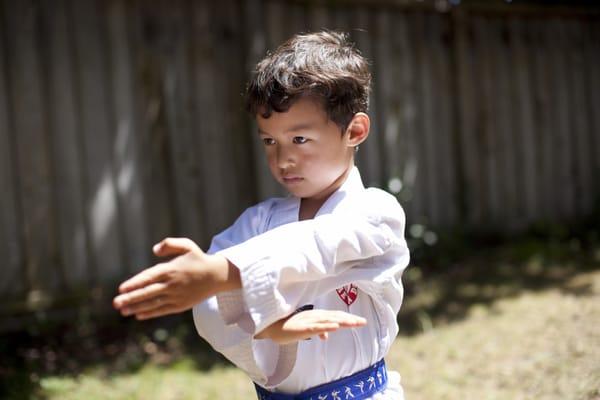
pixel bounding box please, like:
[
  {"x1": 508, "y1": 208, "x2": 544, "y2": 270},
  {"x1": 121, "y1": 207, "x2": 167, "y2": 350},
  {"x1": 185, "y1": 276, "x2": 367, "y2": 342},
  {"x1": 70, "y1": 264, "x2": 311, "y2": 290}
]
[
  {"x1": 112, "y1": 238, "x2": 239, "y2": 320},
  {"x1": 255, "y1": 309, "x2": 367, "y2": 345}
]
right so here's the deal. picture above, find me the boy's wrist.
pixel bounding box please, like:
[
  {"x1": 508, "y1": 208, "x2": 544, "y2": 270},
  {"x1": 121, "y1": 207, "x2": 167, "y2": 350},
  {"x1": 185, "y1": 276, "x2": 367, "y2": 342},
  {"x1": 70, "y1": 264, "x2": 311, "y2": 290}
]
[{"x1": 207, "y1": 254, "x2": 241, "y2": 294}]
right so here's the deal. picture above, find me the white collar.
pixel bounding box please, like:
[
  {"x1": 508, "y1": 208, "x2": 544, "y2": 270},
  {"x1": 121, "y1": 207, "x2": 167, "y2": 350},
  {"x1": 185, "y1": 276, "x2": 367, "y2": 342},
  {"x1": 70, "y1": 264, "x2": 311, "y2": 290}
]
[{"x1": 314, "y1": 166, "x2": 364, "y2": 217}]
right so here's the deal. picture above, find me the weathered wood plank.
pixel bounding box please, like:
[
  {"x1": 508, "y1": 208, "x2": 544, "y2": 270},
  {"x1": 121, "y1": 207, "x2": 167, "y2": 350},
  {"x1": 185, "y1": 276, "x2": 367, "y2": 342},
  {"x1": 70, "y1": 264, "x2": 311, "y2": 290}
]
[
  {"x1": 0, "y1": 0, "x2": 25, "y2": 298},
  {"x1": 509, "y1": 17, "x2": 538, "y2": 225},
  {"x1": 550, "y1": 19, "x2": 576, "y2": 220},
  {"x1": 213, "y1": 0, "x2": 255, "y2": 228},
  {"x1": 475, "y1": 15, "x2": 501, "y2": 226},
  {"x1": 307, "y1": 2, "x2": 329, "y2": 32},
  {"x1": 587, "y1": 19, "x2": 600, "y2": 198},
  {"x1": 531, "y1": 19, "x2": 556, "y2": 221},
  {"x1": 406, "y1": 11, "x2": 430, "y2": 222},
  {"x1": 565, "y1": 19, "x2": 593, "y2": 216},
  {"x1": 453, "y1": 10, "x2": 483, "y2": 226},
  {"x1": 429, "y1": 13, "x2": 458, "y2": 227},
  {"x1": 242, "y1": 0, "x2": 275, "y2": 206},
  {"x1": 191, "y1": 0, "x2": 249, "y2": 238},
  {"x1": 70, "y1": 0, "x2": 124, "y2": 284},
  {"x1": 414, "y1": 11, "x2": 439, "y2": 225},
  {"x1": 388, "y1": 11, "x2": 419, "y2": 219},
  {"x1": 158, "y1": 0, "x2": 205, "y2": 245},
  {"x1": 492, "y1": 17, "x2": 519, "y2": 229},
  {"x1": 4, "y1": 0, "x2": 59, "y2": 298},
  {"x1": 287, "y1": 1, "x2": 307, "y2": 36},
  {"x1": 372, "y1": 10, "x2": 392, "y2": 192},
  {"x1": 106, "y1": 0, "x2": 149, "y2": 270},
  {"x1": 352, "y1": 7, "x2": 383, "y2": 189},
  {"x1": 254, "y1": 0, "x2": 287, "y2": 199},
  {"x1": 377, "y1": 13, "x2": 405, "y2": 189},
  {"x1": 134, "y1": 0, "x2": 179, "y2": 250},
  {"x1": 41, "y1": 0, "x2": 90, "y2": 289},
  {"x1": 191, "y1": 1, "x2": 224, "y2": 239}
]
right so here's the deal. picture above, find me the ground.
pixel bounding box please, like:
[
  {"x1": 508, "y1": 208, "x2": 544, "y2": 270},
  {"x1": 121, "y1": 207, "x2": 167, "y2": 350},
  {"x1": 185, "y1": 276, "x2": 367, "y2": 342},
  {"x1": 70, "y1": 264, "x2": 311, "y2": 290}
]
[{"x1": 2, "y1": 236, "x2": 599, "y2": 400}]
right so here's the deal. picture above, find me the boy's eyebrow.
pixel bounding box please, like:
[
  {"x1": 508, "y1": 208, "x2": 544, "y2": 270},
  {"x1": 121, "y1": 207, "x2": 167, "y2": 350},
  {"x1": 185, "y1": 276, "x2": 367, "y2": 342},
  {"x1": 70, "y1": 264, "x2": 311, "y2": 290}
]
[{"x1": 257, "y1": 123, "x2": 315, "y2": 136}]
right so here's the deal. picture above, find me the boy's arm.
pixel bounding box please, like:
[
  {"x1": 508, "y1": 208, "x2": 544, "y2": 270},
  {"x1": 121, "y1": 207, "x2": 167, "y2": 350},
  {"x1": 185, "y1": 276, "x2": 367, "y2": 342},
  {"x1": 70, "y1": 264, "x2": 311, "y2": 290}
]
[
  {"x1": 215, "y1": 200, "x2": 408, "y2": 334},
  {"x1": 254, "y1": 309, "x2": 366, "y2": 345},
  {"x1": 113, "y1": 237, "x2": 241, "y2": 320}
]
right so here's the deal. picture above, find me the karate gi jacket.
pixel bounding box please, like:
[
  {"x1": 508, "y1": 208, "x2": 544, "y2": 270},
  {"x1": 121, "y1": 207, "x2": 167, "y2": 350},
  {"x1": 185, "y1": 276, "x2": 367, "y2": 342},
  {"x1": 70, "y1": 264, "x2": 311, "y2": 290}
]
[{"x1": 193, "y1": 167, "x2": 410, "y2": 398}]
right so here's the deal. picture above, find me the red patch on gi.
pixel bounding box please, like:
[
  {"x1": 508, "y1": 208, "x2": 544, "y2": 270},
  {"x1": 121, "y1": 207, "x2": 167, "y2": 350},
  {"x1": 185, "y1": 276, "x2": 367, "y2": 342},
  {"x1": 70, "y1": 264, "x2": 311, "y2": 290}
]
[{"x1": 336, "y1": 284, "x2": 358, "y2": 306}]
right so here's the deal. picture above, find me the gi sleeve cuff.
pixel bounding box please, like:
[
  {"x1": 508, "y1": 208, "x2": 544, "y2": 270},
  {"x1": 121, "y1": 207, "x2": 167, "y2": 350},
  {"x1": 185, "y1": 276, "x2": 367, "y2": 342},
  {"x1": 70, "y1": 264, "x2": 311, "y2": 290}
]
[{"x1": 219, "y1": 246, "x2": 293, "y2": 334}]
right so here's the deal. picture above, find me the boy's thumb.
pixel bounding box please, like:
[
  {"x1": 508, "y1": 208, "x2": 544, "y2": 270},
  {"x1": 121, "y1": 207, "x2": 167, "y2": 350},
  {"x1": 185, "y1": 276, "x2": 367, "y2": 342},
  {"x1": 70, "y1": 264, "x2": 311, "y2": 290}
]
[{"x1": 153, "y1": 237, "x2": 199, "y2": 257}]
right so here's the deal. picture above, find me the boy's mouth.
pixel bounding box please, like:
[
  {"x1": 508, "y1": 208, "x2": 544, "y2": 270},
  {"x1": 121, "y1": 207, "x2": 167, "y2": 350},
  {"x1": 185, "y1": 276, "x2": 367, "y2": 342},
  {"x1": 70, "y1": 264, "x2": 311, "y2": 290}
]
[{"x1": 282, "y1": 175, "x2": 304, "y2": 184}]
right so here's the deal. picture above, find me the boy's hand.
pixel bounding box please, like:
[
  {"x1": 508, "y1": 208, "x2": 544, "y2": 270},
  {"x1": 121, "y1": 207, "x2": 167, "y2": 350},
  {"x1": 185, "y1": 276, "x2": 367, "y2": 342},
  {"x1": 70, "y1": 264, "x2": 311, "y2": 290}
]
[
  {"x1": 112, "y1": 238, "x2": 240, "y2": 320},
  {"x1": 254, "y1": 309, "x2": 367, "y2": 345}
]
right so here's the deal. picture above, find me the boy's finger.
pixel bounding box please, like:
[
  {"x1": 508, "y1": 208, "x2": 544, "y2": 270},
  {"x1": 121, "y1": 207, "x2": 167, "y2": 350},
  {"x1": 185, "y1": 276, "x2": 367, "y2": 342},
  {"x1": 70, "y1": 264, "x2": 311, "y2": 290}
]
[
  {"x1": 117, "y1": 294, "x2": 169, "y2": 316},
  {"x1": 153, "y1": 237, "x2": 199, "y2": 257},
  {"x1": 337, "y1": 316, "x2": 367, "y2": 327},
  {"x1": 117, "y1": 264, "x2": 168, "y2": 294},
  {"x1": 113, "y1": 282, "x2": 168, "y2": 309},
  {"x1": 136, "y1": 304, "x2": 177, "y2": 320},
  {"x1": 316, "y1": 311, "x2": 366, "y2": 325}
]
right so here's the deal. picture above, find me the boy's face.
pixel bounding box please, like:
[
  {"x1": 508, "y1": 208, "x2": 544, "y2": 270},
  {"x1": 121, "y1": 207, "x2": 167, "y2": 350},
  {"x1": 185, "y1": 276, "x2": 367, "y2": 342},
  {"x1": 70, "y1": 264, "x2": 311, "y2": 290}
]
[{"x1": 257, "y1": 97, "x2": 355, "y2": 201}]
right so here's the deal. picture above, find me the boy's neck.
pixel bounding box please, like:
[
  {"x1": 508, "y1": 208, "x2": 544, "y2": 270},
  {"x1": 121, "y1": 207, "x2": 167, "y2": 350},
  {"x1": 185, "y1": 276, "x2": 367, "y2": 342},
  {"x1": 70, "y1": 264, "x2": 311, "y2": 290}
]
[{"x1": 298, "y1": 197, "x2": 323, "y2": 221}]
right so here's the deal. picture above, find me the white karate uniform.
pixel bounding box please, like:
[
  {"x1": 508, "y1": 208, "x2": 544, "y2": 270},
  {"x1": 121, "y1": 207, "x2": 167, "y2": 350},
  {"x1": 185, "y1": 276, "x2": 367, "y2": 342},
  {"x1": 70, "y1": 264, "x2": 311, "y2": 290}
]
[{"x1": 193, "y1": 167, "x2": 409, "y2": 399}]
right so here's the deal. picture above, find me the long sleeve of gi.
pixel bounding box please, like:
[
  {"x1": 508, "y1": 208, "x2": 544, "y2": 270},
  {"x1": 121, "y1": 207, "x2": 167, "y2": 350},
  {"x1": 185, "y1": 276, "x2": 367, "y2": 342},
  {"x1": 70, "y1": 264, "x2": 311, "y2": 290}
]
[{"x1": 217, "y1": 191, "x2": 407, "y2": 335}]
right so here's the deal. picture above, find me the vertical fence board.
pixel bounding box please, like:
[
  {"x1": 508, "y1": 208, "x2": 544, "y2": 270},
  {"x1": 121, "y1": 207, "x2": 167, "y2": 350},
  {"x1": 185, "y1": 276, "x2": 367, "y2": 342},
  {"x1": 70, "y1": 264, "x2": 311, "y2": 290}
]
[
  {"x1": 42, "y1": 0, "x2": 89, "y2": 289},
  {"x1": 107, "y1": 0, "x2": 149, "y2": 271},
  {"x1": 253, "y1": 0, "x2": 287, "y2": 199},
  {"x1": 307, "y1": 2, "x2": 329, "y2": 32},
  {"x1": 243, "y1": 0, "x2": 273, "y2": 206},
  {"x1": 551, "y1": 19, "x2": 576, "y2": 220},
  {"x1": 566, "y1": 20, "x2": 593, "y2": 216},
  {"x1": 353, "y1": 7, "x2": 383, "y2": 188},
  {"x1": 454, "y1": 11, "x2": 481, "y2": 226},
  {"x1": 287, "y1": 2, "x2": 308, "y2": 36},
  {"x1": 509, "y1": 18, "x2": 538, "y2": 225},
  {"x1": 0, "y1": 1, "x2": 24, "y2": 298},
  {"x1": 530, "y1": 20, "x2": 553, "y2": 221},
  {"x1": 476, "y1": 16, "x2": 502, "y2": 225},
  {"x1": 373, "y1": 12, "x2": 400, "y2": 195},
  {"x1": 587, "y1": 20, "x2": 600, "y2": 196},
  {"x1": 5, "y1": 0, "x2": 59, "y2": 296},
  {"x1": 158, "y1": 0, "x2": 204, "y2": 243},
  {"x1": 192, "y1": 1, "x2": 225, "y2": 237},
  {"x1": 494, "y1": 18, "x2": 520, "y2": 228},
  {"x1": 415, "y1": 12, "x2": 439, "y2": 224},
  {"x1": 402, "y1": 11, "x2": 429, "y2": 222},
  {"x1": 391, "y1": 12, "x2": 420, "y2": 220},
  {"x1": 214, "y1": 0, "x2": 254, "y2": 228},
  {"x1": 71, "y1": 0, "x2": 123, "y2": 284},
  {"x1": 128, "y1": 0, "x2": 175, "y2": 253},
  {"x1": 429, "y1": 14, "x2": 458, "y2": 227}
]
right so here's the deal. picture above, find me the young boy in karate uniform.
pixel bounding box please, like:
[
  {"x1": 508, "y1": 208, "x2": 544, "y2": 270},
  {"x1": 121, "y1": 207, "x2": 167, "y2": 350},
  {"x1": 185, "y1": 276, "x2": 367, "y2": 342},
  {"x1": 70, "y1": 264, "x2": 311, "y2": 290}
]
[{"x1": 114, "y1": 31, "x2": 410, "y2": 399}]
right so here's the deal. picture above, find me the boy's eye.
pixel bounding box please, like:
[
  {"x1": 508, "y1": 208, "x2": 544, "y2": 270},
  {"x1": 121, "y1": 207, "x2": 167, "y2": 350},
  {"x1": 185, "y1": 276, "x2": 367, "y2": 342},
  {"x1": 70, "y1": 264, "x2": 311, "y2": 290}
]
[
  {"x1": 293, "y1": 136, "x2": 308, "y2": 144},
  {"x1": 262, "y1": 138, "x2": 276, "y2": 145}
]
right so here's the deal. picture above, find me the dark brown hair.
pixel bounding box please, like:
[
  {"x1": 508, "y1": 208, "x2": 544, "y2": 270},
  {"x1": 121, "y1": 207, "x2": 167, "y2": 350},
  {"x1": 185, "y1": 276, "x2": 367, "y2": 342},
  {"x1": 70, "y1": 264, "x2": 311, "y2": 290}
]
[{"x1": 246, "y1": 31, "x2": 371, "y2": 132}]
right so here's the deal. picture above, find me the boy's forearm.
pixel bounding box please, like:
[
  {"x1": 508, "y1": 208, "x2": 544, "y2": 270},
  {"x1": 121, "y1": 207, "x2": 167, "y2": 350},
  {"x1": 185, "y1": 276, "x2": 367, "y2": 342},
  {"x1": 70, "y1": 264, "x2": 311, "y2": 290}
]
[{"x1": 208, "y1": 254, "x2": 242, "y2": 293}]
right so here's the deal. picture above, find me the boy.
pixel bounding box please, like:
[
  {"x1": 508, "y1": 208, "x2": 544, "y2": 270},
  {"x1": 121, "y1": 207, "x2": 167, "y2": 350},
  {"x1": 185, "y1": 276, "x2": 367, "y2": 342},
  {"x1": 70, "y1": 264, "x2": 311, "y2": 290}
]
[{"x1": 113, "y1": 31, "x2": 409, "y2": 399}]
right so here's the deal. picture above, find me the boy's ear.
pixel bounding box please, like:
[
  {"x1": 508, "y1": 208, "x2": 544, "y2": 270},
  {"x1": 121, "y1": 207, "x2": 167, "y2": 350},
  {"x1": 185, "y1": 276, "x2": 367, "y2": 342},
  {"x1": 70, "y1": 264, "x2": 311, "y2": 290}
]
[{"x1": 344, "y1": 112, "x2": 370, "y2": 147}]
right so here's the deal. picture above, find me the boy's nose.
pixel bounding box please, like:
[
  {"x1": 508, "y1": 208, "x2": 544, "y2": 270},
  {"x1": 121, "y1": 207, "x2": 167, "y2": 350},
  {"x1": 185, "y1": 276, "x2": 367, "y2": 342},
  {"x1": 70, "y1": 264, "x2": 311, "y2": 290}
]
[{"x1": 276, "y1": 147, "x2": 295, "y2": 169}]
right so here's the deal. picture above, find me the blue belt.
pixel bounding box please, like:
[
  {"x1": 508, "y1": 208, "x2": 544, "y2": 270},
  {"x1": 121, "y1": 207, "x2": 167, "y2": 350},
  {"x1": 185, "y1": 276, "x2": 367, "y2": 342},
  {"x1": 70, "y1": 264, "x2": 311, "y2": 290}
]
[{"x1": 254, "y1": 359, "x2": 388, "y2": 400}]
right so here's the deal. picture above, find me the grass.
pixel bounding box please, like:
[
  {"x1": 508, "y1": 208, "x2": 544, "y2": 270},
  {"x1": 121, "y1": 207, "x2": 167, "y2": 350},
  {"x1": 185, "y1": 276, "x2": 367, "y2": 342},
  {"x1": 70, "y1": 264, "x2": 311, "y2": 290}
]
[{"x1": 2, "y1": 235, "x2": 599, "y2": 400}]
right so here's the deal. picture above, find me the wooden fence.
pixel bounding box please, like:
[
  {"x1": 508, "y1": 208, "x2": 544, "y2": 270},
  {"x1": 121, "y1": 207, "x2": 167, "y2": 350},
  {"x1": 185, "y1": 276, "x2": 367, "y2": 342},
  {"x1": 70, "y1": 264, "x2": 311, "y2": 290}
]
[{"x1": 0, "y1": 0, "x2": 598, "y2": 324}]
